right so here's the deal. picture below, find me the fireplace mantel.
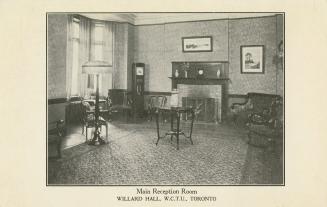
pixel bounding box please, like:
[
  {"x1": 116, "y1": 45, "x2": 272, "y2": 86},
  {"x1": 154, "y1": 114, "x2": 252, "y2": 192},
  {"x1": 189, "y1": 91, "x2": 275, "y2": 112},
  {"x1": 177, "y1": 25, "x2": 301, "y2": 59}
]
[{"x1": 169, "y1": 77, "x2": 229, "y2": 88}]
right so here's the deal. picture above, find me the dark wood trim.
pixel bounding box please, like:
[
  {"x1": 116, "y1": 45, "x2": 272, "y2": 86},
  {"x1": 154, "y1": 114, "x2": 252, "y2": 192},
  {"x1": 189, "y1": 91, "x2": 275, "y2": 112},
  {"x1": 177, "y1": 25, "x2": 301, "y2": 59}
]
[
  {"x1": 109, "y1": 89, "x2": 128, "y2": 92},
  {"x1": 172, "y1": 61, "x2": 229, "y2": 63},
  {"x1": 228, "y1": 94, "x2": 248, "y2": 98},
  {"x1": 144, "y1": 91, "x2": 171, "y2": 96},
  {"x1": 48, "y1": 98, "x2": 67, "y2": 105}
]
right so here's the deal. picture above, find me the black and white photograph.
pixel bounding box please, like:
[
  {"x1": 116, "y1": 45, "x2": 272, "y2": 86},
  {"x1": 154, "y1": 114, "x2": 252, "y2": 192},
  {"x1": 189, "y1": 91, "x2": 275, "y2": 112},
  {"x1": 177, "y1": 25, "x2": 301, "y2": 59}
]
[
  {"x1": 182, "y1": 36, "x2": 213, "y2": 52},
  {"x1": 47, "y1": 12, "x2": 284, "y2": 185}
]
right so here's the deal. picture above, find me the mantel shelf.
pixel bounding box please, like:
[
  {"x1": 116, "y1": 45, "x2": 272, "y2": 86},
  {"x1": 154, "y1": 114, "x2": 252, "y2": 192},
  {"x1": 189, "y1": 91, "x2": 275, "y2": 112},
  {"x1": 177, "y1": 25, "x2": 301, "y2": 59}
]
[{"x1": 168, "y1": 77, "x2": 229, "y2": 81}]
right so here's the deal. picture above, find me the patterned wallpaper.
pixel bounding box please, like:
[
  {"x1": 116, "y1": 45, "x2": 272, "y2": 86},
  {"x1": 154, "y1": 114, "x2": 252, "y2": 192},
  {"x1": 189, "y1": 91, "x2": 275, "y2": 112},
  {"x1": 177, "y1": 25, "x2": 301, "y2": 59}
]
[
  {"x1": 48, "y1": 14, "x2": 67, "y2": 99},
  {"x1": 134, "y1": 16, "x2": 282, "y2": 95},
  {"x1": 134, "y1": 20, "x2": 229, "y2": 92},
  {"x1": 229, "y1": 16, "x2": 278, "y2": 95}
]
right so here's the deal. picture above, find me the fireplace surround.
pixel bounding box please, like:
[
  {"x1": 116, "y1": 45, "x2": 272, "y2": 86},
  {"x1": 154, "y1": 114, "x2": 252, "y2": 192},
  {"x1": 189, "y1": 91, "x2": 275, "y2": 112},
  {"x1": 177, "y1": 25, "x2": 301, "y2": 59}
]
[{"x1": 171, "y1": 61, "x2": 229, "y2": 122}]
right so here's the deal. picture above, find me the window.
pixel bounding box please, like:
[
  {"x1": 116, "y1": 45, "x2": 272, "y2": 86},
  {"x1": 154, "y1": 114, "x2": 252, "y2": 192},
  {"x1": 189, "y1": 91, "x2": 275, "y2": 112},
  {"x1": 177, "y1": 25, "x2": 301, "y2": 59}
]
[
  {"x1": 88, "y1": 23, "x2": 105, "y2": 92},
  {"x1": 71, "y1": 17, "x2": 80, "y2": 95}
]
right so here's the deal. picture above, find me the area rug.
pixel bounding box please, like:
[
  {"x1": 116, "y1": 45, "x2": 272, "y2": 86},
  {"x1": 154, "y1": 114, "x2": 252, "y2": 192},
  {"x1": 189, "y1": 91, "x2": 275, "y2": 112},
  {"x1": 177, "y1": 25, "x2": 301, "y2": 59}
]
[{"x1": 48, "y1": 122, "x2": 248, "y2": 185}]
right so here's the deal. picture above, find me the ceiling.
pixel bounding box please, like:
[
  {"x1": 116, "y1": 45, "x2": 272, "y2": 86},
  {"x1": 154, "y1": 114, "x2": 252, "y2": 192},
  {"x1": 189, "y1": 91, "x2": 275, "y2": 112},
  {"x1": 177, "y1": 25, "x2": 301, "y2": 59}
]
[{"x1": 81, "y1": 13, "x2": 279, "y2": 25}]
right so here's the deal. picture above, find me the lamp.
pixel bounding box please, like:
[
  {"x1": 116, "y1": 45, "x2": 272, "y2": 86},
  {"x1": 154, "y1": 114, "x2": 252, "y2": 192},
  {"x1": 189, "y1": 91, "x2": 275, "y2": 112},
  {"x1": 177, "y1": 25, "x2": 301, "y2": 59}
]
[{"x1": 82, "y1": 60, "x2": 111, "y2": 145}]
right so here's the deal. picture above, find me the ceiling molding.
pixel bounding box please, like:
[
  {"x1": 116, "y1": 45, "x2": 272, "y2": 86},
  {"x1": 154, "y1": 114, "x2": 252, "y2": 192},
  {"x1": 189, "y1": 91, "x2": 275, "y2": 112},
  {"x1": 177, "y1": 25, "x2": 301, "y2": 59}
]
[{"x1": 80, "y1": 13, "x2": 280, "y2": 25}]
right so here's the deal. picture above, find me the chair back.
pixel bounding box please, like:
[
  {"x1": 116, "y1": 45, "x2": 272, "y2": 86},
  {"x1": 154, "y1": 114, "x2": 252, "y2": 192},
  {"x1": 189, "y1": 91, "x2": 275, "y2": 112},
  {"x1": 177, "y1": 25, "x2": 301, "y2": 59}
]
[
  {"x1": 81, "y1": 101, "x2": 95, "y2": 123},
  {"x1": 108, "y1": 89, "x2": 131, "y2": 106},
  {"x1": 149, "y1": 95, "x2": 167, "y2": 109}
]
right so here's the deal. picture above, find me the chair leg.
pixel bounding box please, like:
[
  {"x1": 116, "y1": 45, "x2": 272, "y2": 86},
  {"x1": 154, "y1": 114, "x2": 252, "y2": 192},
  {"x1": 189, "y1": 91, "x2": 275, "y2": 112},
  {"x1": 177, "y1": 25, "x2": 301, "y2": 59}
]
[
  {"x1": 106, "y1": 124, "x2": 108, "y2": 142},
  {"x1": 56, "y1": 139, "x2": 62, "y2": 158},
  {"x1": 86, "y1": 127, "x2": 88, "y2": 142}
]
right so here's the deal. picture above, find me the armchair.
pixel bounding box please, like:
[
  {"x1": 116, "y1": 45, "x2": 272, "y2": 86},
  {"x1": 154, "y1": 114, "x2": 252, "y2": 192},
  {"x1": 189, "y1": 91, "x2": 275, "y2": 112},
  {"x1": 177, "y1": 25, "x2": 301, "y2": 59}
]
[
  {"x1": 230, "y1": 93, "x2": 281, "y2": 126},
  {"x1": 246, "y1": 96, "x2": 283, "y2": 147}
]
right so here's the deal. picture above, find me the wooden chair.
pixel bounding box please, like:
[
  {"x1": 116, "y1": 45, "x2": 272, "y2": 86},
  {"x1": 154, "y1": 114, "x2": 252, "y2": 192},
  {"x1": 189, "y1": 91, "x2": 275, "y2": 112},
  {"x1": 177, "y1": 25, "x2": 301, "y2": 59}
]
[
  {"x1": 108, "y1": 89, "x2": 132, "y2": 122},
  {"x1": 147, "y1": 95, "x2": 168, "y2": 121},
  {"x1": 81, "y1": 101, "x2": 108, "y2": 142}
]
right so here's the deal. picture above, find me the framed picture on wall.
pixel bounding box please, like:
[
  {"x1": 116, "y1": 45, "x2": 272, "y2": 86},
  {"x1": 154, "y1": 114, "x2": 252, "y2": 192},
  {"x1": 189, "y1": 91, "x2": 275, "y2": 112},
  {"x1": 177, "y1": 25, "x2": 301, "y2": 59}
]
[
  {"x1": 182, "y1": 36, "x2": 213, "y2": 52},
  {"x1": 240, "y1": 45, "x2": 265, "y2": 74}
]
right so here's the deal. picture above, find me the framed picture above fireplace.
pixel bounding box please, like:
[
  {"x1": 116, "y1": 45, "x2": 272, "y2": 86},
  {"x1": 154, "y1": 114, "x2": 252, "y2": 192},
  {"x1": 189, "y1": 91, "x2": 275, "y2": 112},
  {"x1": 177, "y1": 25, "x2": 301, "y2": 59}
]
[
  {"x1": 240, "y1": 45, "x2": 265, "y2": 74},
  {"x1": 182, "y1": 36, "x2": 213, "y2": 52}
]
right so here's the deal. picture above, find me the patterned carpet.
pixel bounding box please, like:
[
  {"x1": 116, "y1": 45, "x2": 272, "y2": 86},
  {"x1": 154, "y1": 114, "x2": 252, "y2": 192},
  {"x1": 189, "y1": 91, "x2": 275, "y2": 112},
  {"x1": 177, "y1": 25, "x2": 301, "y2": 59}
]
[{"x1": 47, "y1": 121, "x2": 282, "y2": 185}]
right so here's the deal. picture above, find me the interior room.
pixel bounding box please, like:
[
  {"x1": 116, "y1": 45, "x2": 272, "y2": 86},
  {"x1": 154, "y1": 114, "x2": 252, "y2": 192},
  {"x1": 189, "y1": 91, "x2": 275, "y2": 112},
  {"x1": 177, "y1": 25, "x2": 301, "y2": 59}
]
[{"x1": 47, "y1": 12, "x2": 284, "y2": 185}]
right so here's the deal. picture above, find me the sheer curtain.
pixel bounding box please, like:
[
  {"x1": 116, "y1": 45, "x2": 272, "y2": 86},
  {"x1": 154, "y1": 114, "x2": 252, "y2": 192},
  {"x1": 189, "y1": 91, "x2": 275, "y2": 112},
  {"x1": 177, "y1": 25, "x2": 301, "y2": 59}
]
[
  {"x1": 66, "y1": 15, "x2": 91, "y2": 98},
  {"x1": 78, "y1": 16, "x2": 91, "y2": 97},
  {"x1": 101, "y1": 22, "x2": 113, "y2": 96}
]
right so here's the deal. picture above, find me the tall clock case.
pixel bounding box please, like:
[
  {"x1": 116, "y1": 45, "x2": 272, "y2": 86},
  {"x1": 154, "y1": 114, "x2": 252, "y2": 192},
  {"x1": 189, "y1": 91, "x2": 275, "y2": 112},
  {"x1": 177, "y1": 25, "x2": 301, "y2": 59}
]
[{"x1": 132, "y1": 63, "x2": 145, "y2": 118}]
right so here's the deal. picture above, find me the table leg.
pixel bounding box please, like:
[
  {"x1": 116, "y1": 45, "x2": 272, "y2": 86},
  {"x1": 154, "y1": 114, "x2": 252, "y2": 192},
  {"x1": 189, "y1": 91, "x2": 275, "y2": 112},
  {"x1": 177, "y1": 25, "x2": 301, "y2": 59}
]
[
  {"x1": 155, "y1": 110, "x2": 160, "y2": 145},
  {"x1": 189, "y1": 110, "x2": 195, "y2": 145},
  {"x1": 170, "y1": 112, "x2": 174, "y2": 142},
  {"x1": 176, "y1": 112, "x2": 180, "y2": 150}
]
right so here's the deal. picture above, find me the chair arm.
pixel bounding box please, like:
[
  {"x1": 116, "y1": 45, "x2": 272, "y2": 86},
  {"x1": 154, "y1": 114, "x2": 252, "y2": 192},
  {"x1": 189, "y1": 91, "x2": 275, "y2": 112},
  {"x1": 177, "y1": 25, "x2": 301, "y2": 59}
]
[{"x1": 247, "y1": 112, "x2": 269, "y2": 125}]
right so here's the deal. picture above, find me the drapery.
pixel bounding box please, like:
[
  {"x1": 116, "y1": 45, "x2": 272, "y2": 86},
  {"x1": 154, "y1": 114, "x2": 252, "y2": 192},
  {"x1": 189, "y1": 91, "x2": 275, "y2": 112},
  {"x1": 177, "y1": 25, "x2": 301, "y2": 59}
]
[{"x1": 65, "y1": 15, "x2": 73, "y2": 98}]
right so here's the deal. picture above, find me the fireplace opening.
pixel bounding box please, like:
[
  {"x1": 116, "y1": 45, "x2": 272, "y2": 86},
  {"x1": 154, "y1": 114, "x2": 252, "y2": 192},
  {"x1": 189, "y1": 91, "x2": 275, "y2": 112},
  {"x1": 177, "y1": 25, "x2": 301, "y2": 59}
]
[{"x1": 177, "y1": 84, "x2": 222, "y2": 123}]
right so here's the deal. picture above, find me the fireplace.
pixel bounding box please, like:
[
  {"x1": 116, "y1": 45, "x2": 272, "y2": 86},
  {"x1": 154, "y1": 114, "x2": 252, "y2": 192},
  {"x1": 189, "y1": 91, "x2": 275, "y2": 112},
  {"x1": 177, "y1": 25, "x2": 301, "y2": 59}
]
[
  {"x1": 178, "y1": 84, "x2": 222, "y2": 122},
  {"x1": 171, "y1": 61, "x2": 229, "y2": 123}
]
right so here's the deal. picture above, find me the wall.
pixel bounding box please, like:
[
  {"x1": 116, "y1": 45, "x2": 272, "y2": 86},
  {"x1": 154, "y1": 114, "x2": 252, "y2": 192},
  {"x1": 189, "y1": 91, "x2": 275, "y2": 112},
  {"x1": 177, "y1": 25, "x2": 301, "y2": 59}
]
[
  {"x1": 229, "y1": 16, "x2": 277, "y2": 95},
  {"x1": 113, "y1": 23, "x2": 128, "y2": 90},
  {"x1": 276, "y1": 14, "x2": 284, "y2": 96},
  {"x1": 127, "y1": 24, "x2": 135, "y2": 91},
  {"x1": 134, "y1": 16, "x2": 282, "y2": 96},
  {"x1": 134, "y1": 20, "x2": 229, "y2": 92},
  {"x1": 48, "y1": 14, "x2": 67, "y2": 99},
  {"x1": 47, "y1": 14, "x2": 68, "y2": 128},
  {"x1": 113, "y1": 23, "x2": 135, "y2": 91}
]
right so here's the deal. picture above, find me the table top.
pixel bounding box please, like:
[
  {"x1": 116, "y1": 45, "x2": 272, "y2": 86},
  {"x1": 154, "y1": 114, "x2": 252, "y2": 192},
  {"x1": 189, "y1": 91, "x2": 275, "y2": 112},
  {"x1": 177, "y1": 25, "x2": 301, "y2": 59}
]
[{"x1": 83, "y1": 99, "x2": 106, "y2": 103}]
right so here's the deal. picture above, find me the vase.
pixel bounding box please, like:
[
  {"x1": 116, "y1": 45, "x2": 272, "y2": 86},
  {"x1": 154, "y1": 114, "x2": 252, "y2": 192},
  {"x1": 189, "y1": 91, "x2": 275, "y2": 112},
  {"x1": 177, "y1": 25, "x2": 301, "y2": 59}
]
[
  {"x1": 216, "y1": 69, "x2": 221, "y2": 78},
  {"x1": 175, "y1": 69, "x2": 179, "y2": 77}
]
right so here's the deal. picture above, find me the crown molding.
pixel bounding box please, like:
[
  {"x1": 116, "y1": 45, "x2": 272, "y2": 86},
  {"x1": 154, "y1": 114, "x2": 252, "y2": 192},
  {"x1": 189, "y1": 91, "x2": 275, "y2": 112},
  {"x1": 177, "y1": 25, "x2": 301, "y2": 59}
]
[{"x1": 79, "y1": 13, "x2": 281, "y2": 25}]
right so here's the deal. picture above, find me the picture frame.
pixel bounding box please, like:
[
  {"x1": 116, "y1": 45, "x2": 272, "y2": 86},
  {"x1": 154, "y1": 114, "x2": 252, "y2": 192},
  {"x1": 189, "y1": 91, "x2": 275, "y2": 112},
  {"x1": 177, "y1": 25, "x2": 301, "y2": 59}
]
[
  {"x1": 240, "y1": 45, "x2": 265, "y2": 74},
  {"x1": 182, "y1": 36, "x2": 213, "y2": 52}
]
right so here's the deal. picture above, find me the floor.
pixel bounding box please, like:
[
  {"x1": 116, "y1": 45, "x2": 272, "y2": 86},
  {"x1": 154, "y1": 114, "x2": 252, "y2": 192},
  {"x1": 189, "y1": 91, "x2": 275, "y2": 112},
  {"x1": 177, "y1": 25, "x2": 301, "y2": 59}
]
[{"x1": 47, "y1": 120, "x2": 284, "y2": 185}]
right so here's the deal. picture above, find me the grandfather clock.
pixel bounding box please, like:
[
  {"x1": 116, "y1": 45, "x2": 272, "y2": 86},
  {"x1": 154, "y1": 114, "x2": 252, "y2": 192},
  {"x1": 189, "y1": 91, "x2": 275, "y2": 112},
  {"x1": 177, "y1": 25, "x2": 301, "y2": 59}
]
[{"x1": 132, "y1": 63, "x2": 145, "y2": 118}]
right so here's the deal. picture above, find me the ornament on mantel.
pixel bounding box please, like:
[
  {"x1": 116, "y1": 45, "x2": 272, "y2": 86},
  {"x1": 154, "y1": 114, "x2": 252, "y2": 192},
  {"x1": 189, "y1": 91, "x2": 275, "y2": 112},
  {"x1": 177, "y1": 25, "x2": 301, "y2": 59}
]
[
  {"x1": 216, "y1": 69, "x2": 221, "y2": 78},
  {"x1": 175, "y1": 69, "x2": 179, "y2": 77}
]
